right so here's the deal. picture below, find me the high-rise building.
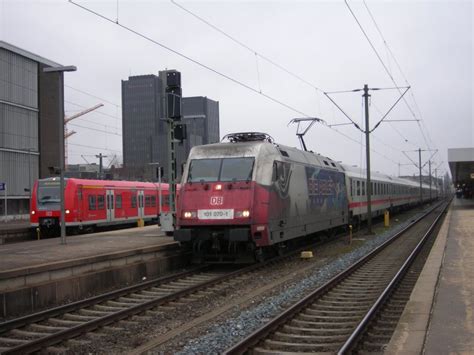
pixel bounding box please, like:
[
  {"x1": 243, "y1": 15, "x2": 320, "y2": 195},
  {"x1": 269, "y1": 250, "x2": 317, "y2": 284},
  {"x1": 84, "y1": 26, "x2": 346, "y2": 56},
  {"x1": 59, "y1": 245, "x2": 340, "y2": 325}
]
[
  {"x1": 0, "y1": 41, "x2": 62, "y2": 216},
  {"x1": 121, "y1": 71, "x2": 219, "y2": 181}
]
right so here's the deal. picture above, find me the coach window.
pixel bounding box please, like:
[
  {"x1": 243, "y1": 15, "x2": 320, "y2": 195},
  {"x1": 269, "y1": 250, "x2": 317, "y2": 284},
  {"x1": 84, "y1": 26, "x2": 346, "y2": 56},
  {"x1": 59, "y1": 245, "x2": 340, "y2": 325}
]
[
  {"x1": 116, "y1": 195, "x2": 122, "y2": 209},
  {"x1": 97, "y1": 195, "x2": 105, "y2": 210},
  {"x1": 131, "y1": 195, "x2": 137, "y2": 208},
  {"x1": 145, "y1": 196, "x2": 151, "y2": 207},
  {"x1": 89, "y1": 195, "x2": 96, "y2": 210},
  {"x1": 362, "y1": 181, "x2": 366, "y2": 196},
  {"x1": 151, "y1": 196, "x2": 156, "y2": 207},
  {"x1": 356, "y1": 180, "x2": 361, "y2": 196}
]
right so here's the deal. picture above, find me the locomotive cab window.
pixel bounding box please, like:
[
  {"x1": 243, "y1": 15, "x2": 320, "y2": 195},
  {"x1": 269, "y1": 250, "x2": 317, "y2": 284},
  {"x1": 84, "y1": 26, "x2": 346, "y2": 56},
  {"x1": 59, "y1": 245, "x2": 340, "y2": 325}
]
[
  {"x1": 188, "y1": 159, "x2": 221, "y2": 182},
  {"x1": 37, "y1": 181, "x2": 61, "y2": 207},
  {"x1": 221, "y1": 158, "x2": 254, "y2": 181},
  {"x1": 188, "y1": 157, "x2": 255, "y2": 182}
]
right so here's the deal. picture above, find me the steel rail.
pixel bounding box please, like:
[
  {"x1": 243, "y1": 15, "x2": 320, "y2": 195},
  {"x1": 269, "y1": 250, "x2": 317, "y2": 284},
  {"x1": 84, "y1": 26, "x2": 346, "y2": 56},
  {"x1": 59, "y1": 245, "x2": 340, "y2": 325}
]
[
  {"x1": 224, "y1": 200, "x2": 445, "y2": 355},
  {"x1": 337, "y1": 199, "x2": 449, "y2": 354},
  {"x1": 0, "y1": 263, "x2": 205, "y2": 333},
  {"x1": 1, "y1": 235, "x2": 328, "y2": 354}
]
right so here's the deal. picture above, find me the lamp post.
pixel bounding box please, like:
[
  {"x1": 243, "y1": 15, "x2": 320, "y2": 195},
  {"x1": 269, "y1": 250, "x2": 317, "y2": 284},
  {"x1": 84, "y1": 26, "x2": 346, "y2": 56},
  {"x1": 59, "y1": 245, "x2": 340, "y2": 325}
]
[{"x1": 43, "y1": 65, "x2": 77, "y2": 245}]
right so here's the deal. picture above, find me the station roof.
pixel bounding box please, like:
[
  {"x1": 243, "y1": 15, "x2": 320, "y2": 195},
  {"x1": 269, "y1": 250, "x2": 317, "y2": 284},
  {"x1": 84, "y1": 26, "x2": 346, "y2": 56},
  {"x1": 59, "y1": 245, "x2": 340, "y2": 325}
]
[
  {"x1": 448, "y1": 148, "x2": 474, "y2": 184},
  {"x1": 0, "y1": 40, "x2": 61, "y2": 67}
]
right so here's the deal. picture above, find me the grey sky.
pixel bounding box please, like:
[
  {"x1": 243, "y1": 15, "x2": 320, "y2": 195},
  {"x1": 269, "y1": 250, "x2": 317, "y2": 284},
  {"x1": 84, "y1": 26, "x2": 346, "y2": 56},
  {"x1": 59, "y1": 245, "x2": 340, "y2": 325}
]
[{"x1": 1, "y1": 0, "x2": 472, "y2": 177}]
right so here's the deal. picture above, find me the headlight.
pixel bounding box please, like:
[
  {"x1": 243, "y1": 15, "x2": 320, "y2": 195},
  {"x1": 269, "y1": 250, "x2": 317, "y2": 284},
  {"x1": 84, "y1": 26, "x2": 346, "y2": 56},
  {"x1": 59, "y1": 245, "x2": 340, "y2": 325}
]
[
  {"x1": 237, "y1": 210, "x2": 250, "y2": 218},
  {"x1": 31, "y1": 210, "x2": 35, "y2": 215},
  {"x1": 65, "y1": 209, "x2": 70, "y2": 214},
  {"x1": 183, "y1": 211, "x2": 196, "y2": 218}
]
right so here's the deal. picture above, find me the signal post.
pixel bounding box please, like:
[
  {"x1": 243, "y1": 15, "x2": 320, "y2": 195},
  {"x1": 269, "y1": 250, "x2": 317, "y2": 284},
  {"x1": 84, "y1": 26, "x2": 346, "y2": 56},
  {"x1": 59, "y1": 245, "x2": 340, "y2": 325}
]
[{"x1": 159, "y1": 70, "x2": 186, "y2": 234}]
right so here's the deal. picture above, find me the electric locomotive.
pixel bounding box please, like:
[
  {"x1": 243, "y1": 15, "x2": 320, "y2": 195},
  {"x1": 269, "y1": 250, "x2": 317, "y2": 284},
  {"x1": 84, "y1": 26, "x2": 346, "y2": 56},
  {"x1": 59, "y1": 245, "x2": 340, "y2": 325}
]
[{"x1": 175, "y1": 132, "x2": 349, "y2": 262}]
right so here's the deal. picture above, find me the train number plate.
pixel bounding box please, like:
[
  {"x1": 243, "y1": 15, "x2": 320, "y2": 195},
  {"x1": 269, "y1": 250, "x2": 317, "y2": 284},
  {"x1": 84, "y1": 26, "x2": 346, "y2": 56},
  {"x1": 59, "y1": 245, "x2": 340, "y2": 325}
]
[{"x1": 198, "y1": 209, "x2": 234, "y2": 220}]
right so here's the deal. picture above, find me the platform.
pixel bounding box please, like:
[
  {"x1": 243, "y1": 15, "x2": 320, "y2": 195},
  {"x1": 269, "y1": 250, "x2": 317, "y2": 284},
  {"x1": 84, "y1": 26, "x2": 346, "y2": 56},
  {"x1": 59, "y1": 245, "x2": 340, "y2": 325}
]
[
  {"x1": 387, "y1": 197, "x2": 474, "y2": 354},
  {"x1": 0, "y1": 225, "x2": 174, "y2": 272},
  {"x1": 0, "y1": 220, "x2": 32, "y2": 244},
  {"x1": 0, "y1": 225, "x2": 185, "y2": 318}
]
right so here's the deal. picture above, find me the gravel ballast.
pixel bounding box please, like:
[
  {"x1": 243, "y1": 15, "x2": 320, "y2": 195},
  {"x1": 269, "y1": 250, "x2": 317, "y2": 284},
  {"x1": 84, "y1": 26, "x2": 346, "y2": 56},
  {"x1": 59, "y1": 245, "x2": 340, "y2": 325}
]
[{"x1": 173, "y1": 209, "x2": 429, "y2": 355}]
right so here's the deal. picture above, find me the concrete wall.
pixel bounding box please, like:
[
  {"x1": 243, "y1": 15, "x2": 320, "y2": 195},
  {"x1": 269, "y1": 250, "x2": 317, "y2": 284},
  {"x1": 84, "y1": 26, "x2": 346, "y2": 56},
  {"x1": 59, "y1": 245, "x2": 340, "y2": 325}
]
[{"x1": 0, "y1": 244, "x2": 189, "y2": 318}]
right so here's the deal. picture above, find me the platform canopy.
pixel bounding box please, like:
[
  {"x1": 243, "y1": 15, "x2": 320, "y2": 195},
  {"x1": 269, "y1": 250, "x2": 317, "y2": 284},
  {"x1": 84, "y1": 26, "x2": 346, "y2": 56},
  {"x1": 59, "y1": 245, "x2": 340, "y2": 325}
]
[{"x1": 448, "y1": 148, "x2": 474, "y2": 186}]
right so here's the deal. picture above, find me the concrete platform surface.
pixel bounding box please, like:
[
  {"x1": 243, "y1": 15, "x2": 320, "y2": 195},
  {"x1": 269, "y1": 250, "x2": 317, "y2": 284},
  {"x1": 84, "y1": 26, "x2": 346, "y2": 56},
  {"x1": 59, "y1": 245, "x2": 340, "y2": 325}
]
[
  {"x1": 0, "y1": 225, "x2": 175, "y2": 273},
  {"x1": 0, "y1": 220, "x2": 30, "y2": 231},
  {"x1": 424, "y1": 198, "x2": 474, "y2": 354},
  {"x1": 387, "y1": 198, "x2": 474, "y2": 354}
]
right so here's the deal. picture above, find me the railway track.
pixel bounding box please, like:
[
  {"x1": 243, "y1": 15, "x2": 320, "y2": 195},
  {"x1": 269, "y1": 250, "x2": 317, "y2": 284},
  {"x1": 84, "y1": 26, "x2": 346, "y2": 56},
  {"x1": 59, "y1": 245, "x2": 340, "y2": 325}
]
[
  {"x1": 0, "y1": 265, "x2": 235, "y2": 354},
  {"x1": 225, "y1": 200, "x2": 448, "y2": 354},
  {"x1": 0, "y1": 231, "x2": 334, "y2": 354}
]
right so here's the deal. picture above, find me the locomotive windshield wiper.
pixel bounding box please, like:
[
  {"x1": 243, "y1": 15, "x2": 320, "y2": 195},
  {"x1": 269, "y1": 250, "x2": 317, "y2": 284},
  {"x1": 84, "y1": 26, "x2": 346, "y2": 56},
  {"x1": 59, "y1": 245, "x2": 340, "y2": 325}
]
[{"x1": 39, "y1": 197, "x2": 60, "y2": 203}]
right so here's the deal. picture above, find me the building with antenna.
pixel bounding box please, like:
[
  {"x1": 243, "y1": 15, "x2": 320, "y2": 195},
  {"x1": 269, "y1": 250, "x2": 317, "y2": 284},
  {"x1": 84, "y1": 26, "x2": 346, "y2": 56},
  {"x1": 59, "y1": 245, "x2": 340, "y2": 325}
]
[
  {"x1": 0, "y1": 41, "x2": 63, "y2": 217},
  {"x1": 121, "y1": 71, "x2": 219, "y2": 181}
]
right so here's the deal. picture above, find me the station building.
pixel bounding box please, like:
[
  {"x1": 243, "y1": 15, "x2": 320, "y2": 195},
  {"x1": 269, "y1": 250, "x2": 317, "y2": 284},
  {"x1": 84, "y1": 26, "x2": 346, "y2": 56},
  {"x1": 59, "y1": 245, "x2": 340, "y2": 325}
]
[
  {"x1": 448, "y1": 147, "x2": 474, "y2": 198},
  {"x1": 0, "y1": 41, "x2": 62, "y2": 216},
  {"x1": 121, "y1": 71, "x2": 219, "y2": 182}
]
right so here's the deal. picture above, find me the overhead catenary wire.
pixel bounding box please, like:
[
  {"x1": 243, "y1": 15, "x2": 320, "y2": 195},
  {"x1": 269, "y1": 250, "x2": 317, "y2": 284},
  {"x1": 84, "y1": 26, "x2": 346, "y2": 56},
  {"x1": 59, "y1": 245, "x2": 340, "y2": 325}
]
[
  {"x1": 168, "y1": 0, "x2": 422, "y2": 168},
  {"x1": 170, "y1": 0, "x2": 323, "y2": 93},
  {"x1": 69, "y1": 0, "x2": 311, "y2": 119},
  {"x1": 69, "y1": 0, "x2": 401, "y2": 169},
  {"x1": 65, "y1": 85, "x2": 121, "y2": 108},
  {"x1": 68, "y1": 122, "x2": 122, "y2": 136},
  {"x1": 346, "y1": 0, "x2": 435, "y2": 152},
  {"x1": 69, "y1": 142, "x2": 121, "y2": 153}
]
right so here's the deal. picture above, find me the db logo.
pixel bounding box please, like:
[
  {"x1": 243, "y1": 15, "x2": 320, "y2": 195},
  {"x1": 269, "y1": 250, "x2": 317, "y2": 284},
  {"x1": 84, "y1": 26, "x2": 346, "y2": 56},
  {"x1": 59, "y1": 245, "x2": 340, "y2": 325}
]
[{"x1": 210, "y1": 196, "x2": 224, "y2": 206}]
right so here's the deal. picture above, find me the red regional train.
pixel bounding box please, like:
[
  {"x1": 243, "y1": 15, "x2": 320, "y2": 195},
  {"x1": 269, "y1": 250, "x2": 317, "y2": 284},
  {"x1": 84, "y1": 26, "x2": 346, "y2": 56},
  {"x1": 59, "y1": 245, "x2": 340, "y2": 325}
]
[
  {"x1": 175, "y1": 132, "x2": 438, "y2": 263},
  {"x1": 30, "y1": 178, "x2": 170, "y2": 236}
]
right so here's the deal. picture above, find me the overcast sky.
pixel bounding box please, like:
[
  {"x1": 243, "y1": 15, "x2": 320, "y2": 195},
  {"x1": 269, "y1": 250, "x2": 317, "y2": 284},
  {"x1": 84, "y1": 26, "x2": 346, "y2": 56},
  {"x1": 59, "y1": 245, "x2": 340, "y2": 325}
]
[{"x1": 1, "y1": 0, "x2": 472, "y2": 177}]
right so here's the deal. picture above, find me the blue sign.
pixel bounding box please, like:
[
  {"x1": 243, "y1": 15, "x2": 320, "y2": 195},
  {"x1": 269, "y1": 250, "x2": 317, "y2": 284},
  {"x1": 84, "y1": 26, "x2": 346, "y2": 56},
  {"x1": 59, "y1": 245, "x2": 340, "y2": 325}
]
[{"x1": 0, "y1": 182, "x2": 5, "y2": 191}]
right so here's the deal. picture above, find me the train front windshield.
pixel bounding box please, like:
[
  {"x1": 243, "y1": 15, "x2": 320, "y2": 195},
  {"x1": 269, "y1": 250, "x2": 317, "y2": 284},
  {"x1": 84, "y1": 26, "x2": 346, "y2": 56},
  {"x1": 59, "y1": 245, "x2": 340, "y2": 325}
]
[
  {"x1": 188, "y1": 157, "x2": 254, "y2": 183},
  {"x1": 37, "y1": 181, "x2": 61, "y2": 209}
]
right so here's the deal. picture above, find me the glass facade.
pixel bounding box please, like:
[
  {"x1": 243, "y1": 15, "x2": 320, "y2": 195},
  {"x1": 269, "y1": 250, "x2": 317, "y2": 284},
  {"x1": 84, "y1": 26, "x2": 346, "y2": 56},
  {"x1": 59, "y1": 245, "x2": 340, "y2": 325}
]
[{"x1": 122, "y1": 74, "x2": 220, "y2": 181}]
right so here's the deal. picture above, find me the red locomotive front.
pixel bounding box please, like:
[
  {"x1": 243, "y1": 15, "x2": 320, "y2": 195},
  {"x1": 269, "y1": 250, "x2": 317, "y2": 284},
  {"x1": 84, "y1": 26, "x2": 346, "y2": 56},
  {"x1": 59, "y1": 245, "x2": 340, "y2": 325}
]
[{"x1": 175, "y1": 136, "x2": 277, "y2": 263}]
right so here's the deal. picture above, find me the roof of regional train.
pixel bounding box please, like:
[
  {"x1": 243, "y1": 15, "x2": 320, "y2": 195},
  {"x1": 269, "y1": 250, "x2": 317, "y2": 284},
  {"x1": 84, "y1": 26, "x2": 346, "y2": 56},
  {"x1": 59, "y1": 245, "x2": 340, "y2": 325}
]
[{"x1": 38, "y1": 177, "x2": 170, "y2": 189}]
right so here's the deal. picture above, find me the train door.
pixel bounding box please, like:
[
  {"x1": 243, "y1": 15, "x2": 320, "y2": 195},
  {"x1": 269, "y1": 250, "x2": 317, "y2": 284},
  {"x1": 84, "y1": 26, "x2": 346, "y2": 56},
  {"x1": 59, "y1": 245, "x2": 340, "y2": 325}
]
[
  {"x1": 77, "y1": 186, "x2": 83, "y2": 222},
  {"x1": 106, "y1": 189, "x2": 115, "y2": 222},
  {"x1": 137, "y1": 190, "x2": 145, "y2": 218}
]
